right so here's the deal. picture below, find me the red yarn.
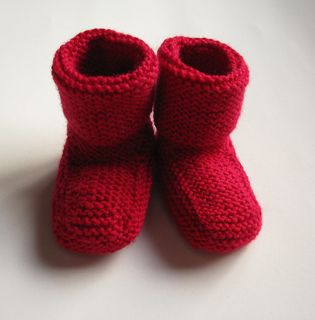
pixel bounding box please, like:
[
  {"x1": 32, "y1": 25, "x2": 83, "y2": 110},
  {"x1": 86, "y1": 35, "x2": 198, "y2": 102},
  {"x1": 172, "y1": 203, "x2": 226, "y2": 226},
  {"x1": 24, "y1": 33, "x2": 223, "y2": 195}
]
[
  {"x1": 52, "y1": 29, "x2": 158, "y2": 254},
  {"x1": 155, "y1": 37, "x2": 262, "y2": 253}
]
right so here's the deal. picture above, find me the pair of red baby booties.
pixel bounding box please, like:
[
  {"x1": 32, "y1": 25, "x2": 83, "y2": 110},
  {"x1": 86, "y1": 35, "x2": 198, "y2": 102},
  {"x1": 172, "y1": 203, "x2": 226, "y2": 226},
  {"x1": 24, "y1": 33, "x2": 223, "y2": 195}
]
[{"x1": 52, "y1": 28, "x2": 262, "y2": 254}]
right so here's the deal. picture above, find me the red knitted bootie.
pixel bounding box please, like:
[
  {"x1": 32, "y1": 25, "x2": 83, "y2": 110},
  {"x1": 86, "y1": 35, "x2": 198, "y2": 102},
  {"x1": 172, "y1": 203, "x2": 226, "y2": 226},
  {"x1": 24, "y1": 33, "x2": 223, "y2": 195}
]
[
  {"x1": 155, "y1": 37, "x2": 262, "y2": 253},
  {"x1": 52, "y1": 29, "x2": 158, "y2": 254}
]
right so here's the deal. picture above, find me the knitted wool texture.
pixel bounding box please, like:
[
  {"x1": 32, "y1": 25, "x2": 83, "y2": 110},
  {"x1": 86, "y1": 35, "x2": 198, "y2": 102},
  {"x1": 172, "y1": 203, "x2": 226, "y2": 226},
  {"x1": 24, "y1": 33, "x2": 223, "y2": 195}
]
[
  {"x1": 52, "y1": 29, "x2": 158, "y2": 254},
  {"x1": 155, "y1": 37, "x2": 262, "y2": 253}
]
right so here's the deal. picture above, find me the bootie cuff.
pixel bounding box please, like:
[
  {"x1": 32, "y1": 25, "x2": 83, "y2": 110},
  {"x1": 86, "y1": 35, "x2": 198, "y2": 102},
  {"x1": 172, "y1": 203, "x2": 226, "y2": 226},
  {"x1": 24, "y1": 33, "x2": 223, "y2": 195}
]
[
  {"x1": 156, "y1": 37, "x2": 250, "y2": 148},
  {"x1": 51, "y1": 29, "x2": 158, "y2": 146},
  {"x1": 158, "y1": 36, "x2": 249, "y2": 91},
  {"x1": 52, "y1": 28, "x2": 158, "y2": 94}
]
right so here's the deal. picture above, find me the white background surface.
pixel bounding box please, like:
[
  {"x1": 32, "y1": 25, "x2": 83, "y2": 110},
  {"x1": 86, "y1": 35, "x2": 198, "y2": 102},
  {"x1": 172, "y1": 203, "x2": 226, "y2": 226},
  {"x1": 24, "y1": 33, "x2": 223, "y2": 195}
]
[{"x1": 0, "y1": 0, "x2": 314, "y2": 319}]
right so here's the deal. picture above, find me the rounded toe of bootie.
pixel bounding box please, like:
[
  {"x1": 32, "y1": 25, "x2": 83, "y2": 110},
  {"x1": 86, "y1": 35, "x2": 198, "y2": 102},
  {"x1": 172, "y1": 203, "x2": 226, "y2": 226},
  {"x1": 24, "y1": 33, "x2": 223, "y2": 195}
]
[
  {"x1": 184, "y1": 205, "x2": 262, "y2": 253},
  {"x1": 53, "y1": 204, "x2": 143, "y2": 255},
  {"x1": 53, "y1": 216, "x2": 140, "y2": 255},
  {"x1": 164, "y1": 149, "x2": 262, "y2": 254},
  {"x1": 53, "y1": 205, "x2": 141, "y2": 255},
  {"x1": 53, "y1": 164, "x2": 149, "y2": 254}
]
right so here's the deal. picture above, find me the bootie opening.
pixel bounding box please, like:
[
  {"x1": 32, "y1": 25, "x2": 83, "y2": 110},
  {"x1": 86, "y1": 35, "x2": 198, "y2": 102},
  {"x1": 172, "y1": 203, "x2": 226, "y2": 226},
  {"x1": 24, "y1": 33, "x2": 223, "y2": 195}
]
[
  {"x1": 52, "y1": 29, "x2": 158, "y2": 94},
  {"x1": 158, "y1": 37, "x2": 249, "y2": 89},
  {"x1": 77, "y1": 37, "x2": 144, "y2": 77},
  {"x1": 180, "y1": 44, "x2": 232, "y2": 76}
]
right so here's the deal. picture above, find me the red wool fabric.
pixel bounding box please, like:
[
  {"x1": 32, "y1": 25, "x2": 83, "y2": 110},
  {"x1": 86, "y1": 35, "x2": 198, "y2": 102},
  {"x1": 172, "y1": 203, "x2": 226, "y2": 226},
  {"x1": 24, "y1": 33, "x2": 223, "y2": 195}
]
[
  {"x1": 52, "y1": 29, "x2": 158, "y2": 254},
  {"x1": 155, "y1": 37, "x2": 262, "y2": 253}
]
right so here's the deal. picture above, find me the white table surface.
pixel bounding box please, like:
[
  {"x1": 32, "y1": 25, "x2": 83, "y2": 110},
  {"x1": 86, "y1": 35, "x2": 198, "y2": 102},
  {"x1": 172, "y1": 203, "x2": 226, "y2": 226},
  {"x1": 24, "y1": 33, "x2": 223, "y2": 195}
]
[{"x1": 0, "y1": 0, "x2": 314, "y2": 319}]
